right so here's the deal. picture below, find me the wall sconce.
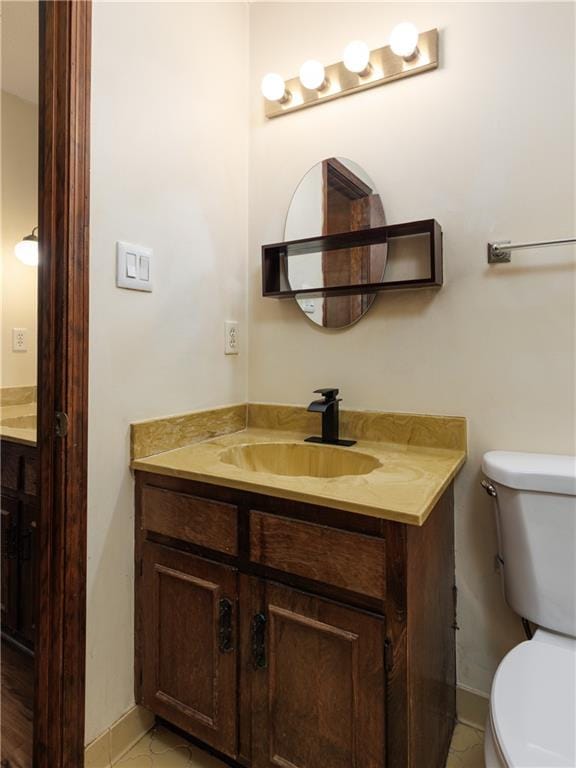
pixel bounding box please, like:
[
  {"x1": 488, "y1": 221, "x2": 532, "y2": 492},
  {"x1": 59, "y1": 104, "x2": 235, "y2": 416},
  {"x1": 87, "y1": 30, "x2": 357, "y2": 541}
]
[
  {"x1": 262, "y1": 25, "x2": 439, "y2": 119},
  {"x1": 14, "y1": 226, "x2": 39, "y2": 267}
]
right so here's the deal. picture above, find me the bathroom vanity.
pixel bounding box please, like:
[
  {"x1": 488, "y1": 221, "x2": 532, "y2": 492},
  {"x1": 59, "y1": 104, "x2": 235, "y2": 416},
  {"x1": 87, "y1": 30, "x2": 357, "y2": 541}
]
[
  {"x1": 132, "y1": 404, "x2": 466, "y2": 768},
  {"x1": 1, "y1": 438, "x2": 38, "y2": 650}
]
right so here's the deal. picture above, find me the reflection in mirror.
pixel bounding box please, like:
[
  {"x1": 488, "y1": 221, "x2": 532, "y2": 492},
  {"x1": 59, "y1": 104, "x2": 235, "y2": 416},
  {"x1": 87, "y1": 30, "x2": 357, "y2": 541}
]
[
  {"x1": 285, "y1": 157, "x2": 387, "y2": 328},
  {"x1": 1, "y1": 2, "x2": 39, "y2": 766}
]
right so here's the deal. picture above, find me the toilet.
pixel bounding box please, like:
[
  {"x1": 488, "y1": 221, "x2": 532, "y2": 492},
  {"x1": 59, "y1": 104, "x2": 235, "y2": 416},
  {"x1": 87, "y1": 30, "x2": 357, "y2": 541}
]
[{"x1": 482, "y1": 451, "x2": 576, "y2": 768}]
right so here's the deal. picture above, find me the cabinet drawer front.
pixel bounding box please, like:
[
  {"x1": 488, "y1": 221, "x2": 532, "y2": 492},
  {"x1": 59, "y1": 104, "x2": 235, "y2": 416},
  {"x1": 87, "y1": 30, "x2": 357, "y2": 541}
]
[
  {"x1": 249, "y1": 511, "x2": 386, "y2": 600},
  {"x1": 142, "y1": 486, "x2": 238, "y2": 555}
]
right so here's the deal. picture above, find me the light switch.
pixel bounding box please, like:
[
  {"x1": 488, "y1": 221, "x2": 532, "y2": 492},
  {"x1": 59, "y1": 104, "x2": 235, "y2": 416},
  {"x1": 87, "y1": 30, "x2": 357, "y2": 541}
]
[
  {"x1": 138, "y1": 254, "x2": 150, "y2": 281},
  {"x1": 126, "y1": 252, "x2": 138, "y2": 278},
  {"x1": 116, "y1": 241, "x2": 153, "y2": 292}
]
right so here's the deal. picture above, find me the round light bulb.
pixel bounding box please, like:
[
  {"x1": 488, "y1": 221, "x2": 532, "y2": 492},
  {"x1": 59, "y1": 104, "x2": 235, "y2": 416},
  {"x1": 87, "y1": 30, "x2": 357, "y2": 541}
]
[
  {"x1": 343, "y1": 40, "x2": 371, "y2": 74},
  {"x1": 299, "y1": 60, "x2": 326, "y2": 91},
  {"x1": 389, "y1": 22, "x2": 419, "y2": 59},
  {"x1": 261, "y1": 72, "x2": 287, "y2": 102},
  {"x1": 14, "y1": 238, "x2": 39, "y2": 267}
]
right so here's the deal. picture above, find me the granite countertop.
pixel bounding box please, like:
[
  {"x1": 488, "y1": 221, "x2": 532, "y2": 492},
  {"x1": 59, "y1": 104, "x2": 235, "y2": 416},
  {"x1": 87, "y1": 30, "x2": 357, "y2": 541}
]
[
  {"x1": 131, "y1": 404, "x2": 467, "y2": 526},
  {"x1": 0, "y1": 387, "x2": 37, "y2": 446}
]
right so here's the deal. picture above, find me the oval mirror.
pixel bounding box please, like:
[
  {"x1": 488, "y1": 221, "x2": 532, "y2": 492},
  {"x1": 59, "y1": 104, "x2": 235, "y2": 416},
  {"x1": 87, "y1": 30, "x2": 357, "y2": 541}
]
[{"x1": 284, "y1": 157, "x2": 387, "y2": 328}]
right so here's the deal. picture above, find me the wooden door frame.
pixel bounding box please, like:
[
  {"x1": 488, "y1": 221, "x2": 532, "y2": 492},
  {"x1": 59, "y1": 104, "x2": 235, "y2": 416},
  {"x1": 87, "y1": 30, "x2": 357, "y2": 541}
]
[{"x1": 36, "y1": 1, "x2": 91, "y2": 765}]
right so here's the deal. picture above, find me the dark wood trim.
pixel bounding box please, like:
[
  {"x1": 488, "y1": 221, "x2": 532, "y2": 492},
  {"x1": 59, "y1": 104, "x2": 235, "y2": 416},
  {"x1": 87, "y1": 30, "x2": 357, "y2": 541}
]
[{"x1": 36, "y1": 1, "x2": 91, "y2": 766}]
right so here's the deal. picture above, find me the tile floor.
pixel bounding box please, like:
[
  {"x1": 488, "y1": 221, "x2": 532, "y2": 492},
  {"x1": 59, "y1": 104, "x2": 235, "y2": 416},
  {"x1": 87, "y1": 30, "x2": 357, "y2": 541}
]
[{"x1": 115, "y1": 722, "x2": 485, "y2": 768}]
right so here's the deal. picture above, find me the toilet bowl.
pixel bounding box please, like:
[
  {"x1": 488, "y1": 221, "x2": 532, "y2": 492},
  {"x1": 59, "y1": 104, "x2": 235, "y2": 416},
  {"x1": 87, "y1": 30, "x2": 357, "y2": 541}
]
[
  {"x1": 482, "y1": 451, "x2": 576, "y2": 768},
  {"x1": 484, "y1": 630, "x2": 576, "y2": 767}
]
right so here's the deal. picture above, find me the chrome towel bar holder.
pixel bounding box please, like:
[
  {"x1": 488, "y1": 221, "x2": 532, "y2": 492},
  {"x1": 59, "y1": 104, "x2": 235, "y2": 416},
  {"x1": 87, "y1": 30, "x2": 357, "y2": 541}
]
[{"x1": 487, "y1": 237, "x2": 576, "y2": 263}]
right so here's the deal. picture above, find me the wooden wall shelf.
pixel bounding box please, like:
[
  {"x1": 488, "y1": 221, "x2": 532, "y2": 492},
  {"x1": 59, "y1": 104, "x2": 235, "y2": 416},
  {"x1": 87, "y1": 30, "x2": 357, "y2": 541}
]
[{"x1": 262, "y1": 218, "x2": 443, "y2": 299}]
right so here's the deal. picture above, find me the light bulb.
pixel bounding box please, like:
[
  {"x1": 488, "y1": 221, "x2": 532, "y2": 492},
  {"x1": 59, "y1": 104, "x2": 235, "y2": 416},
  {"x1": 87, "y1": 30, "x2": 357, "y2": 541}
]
[
  {"x1": 15, "y1": 239, "x2": 39, "y2": 267},
  {"x1": 389, "y1": 22, "x2": 419, "y2": 59},
  {"x1": 343, "y1": 40, "x2": 371, "y2": 75},
  {"x1": 261, "y1": 72, "x2": 289, "y2": 103},
  {"x1": 299, "y1": 60, "x2": 327, "y2": 91},
  {"x1": 14, "y1": 228, "x2": 39, "y2": 266}
]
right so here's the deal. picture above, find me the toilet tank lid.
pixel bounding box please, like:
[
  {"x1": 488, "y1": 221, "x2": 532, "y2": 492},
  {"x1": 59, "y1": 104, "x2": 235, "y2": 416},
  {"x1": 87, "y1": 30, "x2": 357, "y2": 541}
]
[{"x1": 483, "y1": 451, "x2": 576, "y2": 495}]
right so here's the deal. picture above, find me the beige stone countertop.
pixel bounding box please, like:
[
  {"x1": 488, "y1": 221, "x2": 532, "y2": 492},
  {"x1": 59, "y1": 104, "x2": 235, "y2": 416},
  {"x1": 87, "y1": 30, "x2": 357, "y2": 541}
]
[
  {"x1": 131, "y1": 421, "x2": 466, "y2": 526},
  {"x1": 0, "y1": 402, "x2": 37, "y2": 446}
]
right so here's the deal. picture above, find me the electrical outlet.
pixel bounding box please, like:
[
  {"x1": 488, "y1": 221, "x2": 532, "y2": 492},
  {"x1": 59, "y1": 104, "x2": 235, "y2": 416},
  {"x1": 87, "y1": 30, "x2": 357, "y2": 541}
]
[
  {"x1": 225, "y1": 321, "x2": 239, "y2": 355},
  {"x1": 12, "y1": 328, "x2": 28, "y2": 352}
]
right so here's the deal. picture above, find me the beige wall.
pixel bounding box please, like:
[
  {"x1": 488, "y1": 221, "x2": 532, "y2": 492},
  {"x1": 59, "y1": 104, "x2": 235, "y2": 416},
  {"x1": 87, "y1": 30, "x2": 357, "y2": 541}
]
[
  {"x1": 0, "y1": 90, "x2": 38, "y2": 387},
  {"x1": 87, "y1": 1, "x2": 248, "y2": 742},
  {"x1": 248, "y1": 2, "x2": 576, "y2": 698}
]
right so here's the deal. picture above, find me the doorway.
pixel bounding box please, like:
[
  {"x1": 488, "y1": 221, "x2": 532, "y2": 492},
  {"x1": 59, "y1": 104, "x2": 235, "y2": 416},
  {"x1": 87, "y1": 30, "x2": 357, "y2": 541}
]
[{"x1": 1, "y1": 2, "x2": 91, "y2": 766}]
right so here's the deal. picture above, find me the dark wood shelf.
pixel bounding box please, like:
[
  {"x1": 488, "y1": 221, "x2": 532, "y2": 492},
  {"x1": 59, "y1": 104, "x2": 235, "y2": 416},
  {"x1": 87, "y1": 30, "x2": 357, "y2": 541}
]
[{"x1": 262, "y1": 218, "x2": 442, "y2": 299}]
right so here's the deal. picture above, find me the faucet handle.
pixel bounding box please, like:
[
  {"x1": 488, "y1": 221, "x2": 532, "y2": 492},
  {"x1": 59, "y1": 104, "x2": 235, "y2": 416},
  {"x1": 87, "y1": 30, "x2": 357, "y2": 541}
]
[{"x1": 313, "y1": 388, "x2": 340, "y2": 401}]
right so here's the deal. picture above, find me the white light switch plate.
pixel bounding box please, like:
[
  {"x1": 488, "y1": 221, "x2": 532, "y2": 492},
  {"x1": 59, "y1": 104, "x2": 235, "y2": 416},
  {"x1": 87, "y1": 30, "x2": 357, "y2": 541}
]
[
  {"x1": 225, "y1": 321, "x2": 239, "y2": 355},
  {"x1": 116, "y1": 241, "x2": 153, "y2": 292},
  {"x1": 12, "y1": 328, "x2": 28, "y2": 352}
]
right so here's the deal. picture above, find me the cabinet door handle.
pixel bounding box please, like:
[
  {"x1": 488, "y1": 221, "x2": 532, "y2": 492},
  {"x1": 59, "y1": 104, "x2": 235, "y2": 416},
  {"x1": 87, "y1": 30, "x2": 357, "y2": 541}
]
[
  {"x1": 251, "y1": 612, "x2": 267, "y2": 670},
  {"x1": 218, "y1": 598, "x2": 234, "y2": 653}
]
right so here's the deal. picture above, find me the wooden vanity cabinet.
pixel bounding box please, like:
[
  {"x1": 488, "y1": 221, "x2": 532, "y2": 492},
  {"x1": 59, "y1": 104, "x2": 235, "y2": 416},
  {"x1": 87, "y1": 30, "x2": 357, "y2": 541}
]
[
  {"x1": 1, "y1": 440, "x2": 38, "y2": 650},
  {"x1": 135, "y1": 471, "x2": 456, "y2": 768}
]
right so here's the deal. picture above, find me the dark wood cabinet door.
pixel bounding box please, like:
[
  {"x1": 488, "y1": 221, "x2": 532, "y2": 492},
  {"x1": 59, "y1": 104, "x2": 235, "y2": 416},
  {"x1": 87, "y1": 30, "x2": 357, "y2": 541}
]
[
  {"x1": 1, "y1": 496, "x2": 19, "y2": 634},
  {"x1": 18, "y1": 503, "x2": 38, "y2": 647},
  {"x1": 140, "y1": 542, "x2": 238, "y2": 758},
  {"x1": 251, "y1": 581, "x2": 386, "y2": 768}
]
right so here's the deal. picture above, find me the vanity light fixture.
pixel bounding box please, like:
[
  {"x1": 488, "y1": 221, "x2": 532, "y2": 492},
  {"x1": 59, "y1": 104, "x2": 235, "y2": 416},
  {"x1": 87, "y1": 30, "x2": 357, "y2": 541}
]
[
  {"x1": 263, "y1": 26, "x2": 438, "y2": 118},
  {"x1": 14, "y1": 226, "x2": 39, "y2": 267},
  {"x1": 261, "y1": 72, "x2": 291, "y2": 103},
  {"x1": 389, "y1": 22, "x2": 420, "y2": 61},
  {"x1": 343, "y1": 40, "x2": 371, "y2": 76},
  {"x1": 299, "y1": 60, "x2": 328, "y2": 91}
]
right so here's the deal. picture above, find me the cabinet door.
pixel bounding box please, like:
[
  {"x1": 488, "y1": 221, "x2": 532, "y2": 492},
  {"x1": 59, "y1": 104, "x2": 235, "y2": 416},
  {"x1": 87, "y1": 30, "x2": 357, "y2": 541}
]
[
  {"x1": 18, "y1": 503, "x2": 38, "y2": 648},
  {"x1": 251, "y1": 582, "x2": 386, "y2": 768},
  {"x1": 140, "y1": 542, "x2": 238, "y2": 758},
  {"x1": 1, "y1": 496, "x2": 19, "y2": 634}
]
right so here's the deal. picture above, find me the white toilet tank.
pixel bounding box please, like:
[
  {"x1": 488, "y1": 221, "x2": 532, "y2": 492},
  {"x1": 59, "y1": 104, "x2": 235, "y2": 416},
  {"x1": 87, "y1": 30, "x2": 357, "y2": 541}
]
[{"x1": 482, "y1": 451, "x2": 576, "y2": 637}]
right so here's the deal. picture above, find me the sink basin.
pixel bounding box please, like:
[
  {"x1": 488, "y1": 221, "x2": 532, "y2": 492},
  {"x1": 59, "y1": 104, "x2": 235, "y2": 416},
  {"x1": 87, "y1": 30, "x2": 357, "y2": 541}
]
[
  {"x1": 0, "y1": 415, "x2": 37, "y2": 430},
  {"x1": 219, "y1": 442, "x2": 381, "y2": 479}
]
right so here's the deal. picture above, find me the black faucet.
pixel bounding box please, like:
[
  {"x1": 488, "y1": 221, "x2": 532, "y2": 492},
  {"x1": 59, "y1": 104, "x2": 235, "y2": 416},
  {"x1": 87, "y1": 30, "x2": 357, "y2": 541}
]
[{"x1": 305, "y1": 388, "x2": 356, "y2": 447}]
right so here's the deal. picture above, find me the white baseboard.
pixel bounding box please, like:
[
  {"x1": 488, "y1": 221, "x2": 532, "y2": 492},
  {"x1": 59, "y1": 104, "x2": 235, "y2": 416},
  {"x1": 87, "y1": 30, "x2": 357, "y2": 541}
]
[
  {"x1": 85, "y1": 705, "x2": 155, "y2": 767},
  {"x1": 457, "y1": 684, "x2": 489, "y2": 731}
]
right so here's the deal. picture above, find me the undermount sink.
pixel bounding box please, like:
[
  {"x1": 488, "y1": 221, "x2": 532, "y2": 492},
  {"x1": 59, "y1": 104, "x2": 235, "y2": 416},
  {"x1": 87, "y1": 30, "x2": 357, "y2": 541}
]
[
  {"x1": 0, "y1": 415, "x2": 37, "y2": 430},
  {"x1": 219, "y1": 442, "x2": 381, "y2": 479}
]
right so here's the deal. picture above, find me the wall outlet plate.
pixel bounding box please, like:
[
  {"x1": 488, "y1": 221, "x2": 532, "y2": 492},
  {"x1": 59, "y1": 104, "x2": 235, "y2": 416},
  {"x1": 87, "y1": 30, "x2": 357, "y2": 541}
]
[
  {"x1": 12, "y1": 328, "x2": 28, "y2": 352},
  {"x1": 225, "y1": 321, "x2": 239, "y2": 355},
  {"x1": 116, "y1": 241, "x2": 153, "y2": 292}
]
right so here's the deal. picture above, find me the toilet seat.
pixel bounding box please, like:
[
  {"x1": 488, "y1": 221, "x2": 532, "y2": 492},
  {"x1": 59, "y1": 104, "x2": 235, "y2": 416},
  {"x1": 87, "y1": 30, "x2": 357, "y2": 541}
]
[{"x1": 490, "y1": 631, "x2": 576, "y2": 767}]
